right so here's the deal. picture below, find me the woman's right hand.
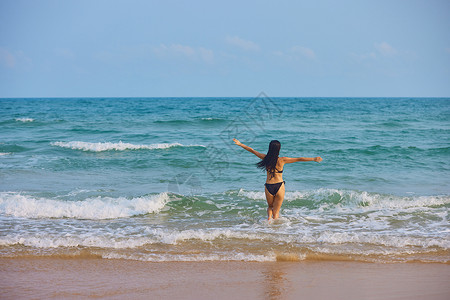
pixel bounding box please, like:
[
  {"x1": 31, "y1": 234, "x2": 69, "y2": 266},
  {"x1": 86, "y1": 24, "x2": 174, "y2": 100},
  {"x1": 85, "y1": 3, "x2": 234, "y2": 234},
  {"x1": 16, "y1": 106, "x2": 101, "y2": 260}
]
[
  {"x1": 314, "y1": 156, "x2": 323, "y2": 163},
  {"x1": 233, "y1": 138, "x2": 242, "y2": 146}
]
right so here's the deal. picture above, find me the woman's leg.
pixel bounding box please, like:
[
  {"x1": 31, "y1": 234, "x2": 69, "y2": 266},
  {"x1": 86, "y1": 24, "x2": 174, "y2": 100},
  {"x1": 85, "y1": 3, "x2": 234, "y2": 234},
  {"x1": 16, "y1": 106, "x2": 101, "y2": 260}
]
[
  {"x1": 272, "y1": 183, "x2": 285, "y2": 219},
  {"x1": 264, "y1": 187, "x2": 274, "y2": 220}
]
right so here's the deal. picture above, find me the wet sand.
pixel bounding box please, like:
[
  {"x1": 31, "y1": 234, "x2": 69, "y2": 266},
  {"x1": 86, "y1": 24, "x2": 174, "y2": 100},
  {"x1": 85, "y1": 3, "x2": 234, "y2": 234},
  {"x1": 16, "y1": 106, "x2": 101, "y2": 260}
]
[{"x1": 1, "y1": 258, "x2": 449, "y2": 300}]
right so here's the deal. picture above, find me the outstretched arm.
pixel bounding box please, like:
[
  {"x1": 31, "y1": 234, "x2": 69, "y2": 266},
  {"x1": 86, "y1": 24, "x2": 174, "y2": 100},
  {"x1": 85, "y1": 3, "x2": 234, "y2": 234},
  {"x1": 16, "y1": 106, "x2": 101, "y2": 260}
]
[
  {"x1": 282, "y1": 156, "x2": 322, "y2": 163},
  {"x1": 233, "y1": 138, "x2": 265, "y2": 159}
]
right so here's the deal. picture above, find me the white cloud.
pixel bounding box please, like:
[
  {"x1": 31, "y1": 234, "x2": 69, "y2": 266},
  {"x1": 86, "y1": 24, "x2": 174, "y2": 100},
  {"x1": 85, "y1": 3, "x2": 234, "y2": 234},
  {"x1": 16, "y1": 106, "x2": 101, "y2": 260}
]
[
  {"x1": 153, "y1": 44, "x2": 214, "y2": 64},
  {"x1": 375, "y1": 42, "x2": 397, "y2": 56},
  {"x1": 153, "y1": 44, "x2": 194, "y2": 57},
  {"x1": 290, "y1": 46, "x2": 316, "y2": 59},
  {"x1": 0, "y1": 48, "x2": 16, "y2": 68},
  {"x1": 0, "y1": 48, "x2": 31, "y2": 69},
  {"x1": 352, "y1": 42, "x2": 401, "y2": 63},
  {"x1": 226, "y1": 36, "x2": 260, "y2": 51},
  {"x1": 351, "y1": 52, "x2": 377, "y2": 62},
  {"x1": 170, "y1": 44, "x2": 196, "y2": 57},
  {"x1": 274, "y1": 45, "x2": 317, "y2": 61},
  {"x1": 198, "y1": 47, "x2": 214, "y2": 64}
]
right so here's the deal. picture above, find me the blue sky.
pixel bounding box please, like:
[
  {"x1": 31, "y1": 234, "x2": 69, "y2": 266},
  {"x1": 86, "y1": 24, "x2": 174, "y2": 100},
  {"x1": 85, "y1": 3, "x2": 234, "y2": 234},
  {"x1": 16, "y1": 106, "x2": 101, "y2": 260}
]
[{"x1": 0, "y1": 0, "x2": 449, "y2": 97}]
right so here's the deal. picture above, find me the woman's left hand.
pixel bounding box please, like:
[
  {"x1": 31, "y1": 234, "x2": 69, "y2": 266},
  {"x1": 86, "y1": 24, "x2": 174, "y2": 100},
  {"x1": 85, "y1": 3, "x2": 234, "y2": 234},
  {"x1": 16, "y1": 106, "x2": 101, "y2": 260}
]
[{"x1": 233, "y1": 138, "x2": 241, "y2": 146}]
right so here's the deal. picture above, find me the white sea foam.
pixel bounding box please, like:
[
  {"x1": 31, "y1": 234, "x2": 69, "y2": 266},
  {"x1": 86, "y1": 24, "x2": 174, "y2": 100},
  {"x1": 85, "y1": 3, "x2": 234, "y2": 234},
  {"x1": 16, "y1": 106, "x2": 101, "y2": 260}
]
[
  {"x1": 15, "y1": 117, "x2": 34, "y2": 122},
  {"x1": 238, "y1": 188, "x2": 450, "y2": 210},
  {"x1": 102, "y1": 252, "x2": 274, "y2": 262},
  {"x1": 0, "y1": 226, "x2": 273, "y2": 249},
  {"x1": 145, "y1": 228, "x2": 268, "y2": 245},
  {"x1": 306, "y1": 188, "x2": 450, "y2": 209},
  {"x1": 2, "y1": 229, "x2": 447, "y2": 262},
  {"x1": 0, "y1": 229, "x2": 269, "y2": 250},
  {"x1": 200, "y1": 117, "x2": 223, "y2": 121},
  {"x1": 51, "y1": 141, "x2": 205, "y2": 152},
  {"x1": 0, "y1": 234, "x2": 158, "y2": 249},
  {"x1": 1, "y1": 188, "x2": 448, "y2": 263},
  {"x1": 299, "y1": 231, "x2": 450, "y2": 249},
  {"x1": 0, "y1": 192, "x2": 170, "y2": 219}
]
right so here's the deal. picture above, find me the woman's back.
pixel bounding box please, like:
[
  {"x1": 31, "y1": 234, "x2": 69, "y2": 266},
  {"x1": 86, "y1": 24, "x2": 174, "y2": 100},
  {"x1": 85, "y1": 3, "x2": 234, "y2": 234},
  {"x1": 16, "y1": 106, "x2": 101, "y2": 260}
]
[
  {"x1": 233, "y1": 138, "x2": 321, "y2": 220},
  {"x1": 265, "y1": 158, "x2": 285, "y2": 183}
]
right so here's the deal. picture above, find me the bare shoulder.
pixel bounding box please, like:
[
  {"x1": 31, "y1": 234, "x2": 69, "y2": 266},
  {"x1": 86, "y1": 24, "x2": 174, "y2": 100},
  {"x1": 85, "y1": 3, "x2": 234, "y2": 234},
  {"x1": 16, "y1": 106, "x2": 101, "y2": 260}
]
[
  {"x1": 279, "y1": 157, "x2": 292, "y2": 162},
  {"x1": 279, "y1": 156, "x2": 297, "y2": 164},
  {"x1": 279, "y1": 157, "x2": 289, "y2": 164}
]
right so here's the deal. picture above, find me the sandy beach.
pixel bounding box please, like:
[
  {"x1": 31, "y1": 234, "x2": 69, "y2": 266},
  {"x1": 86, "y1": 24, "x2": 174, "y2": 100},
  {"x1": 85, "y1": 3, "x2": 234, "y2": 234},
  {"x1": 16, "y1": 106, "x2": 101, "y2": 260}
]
[{"x1": 1, "y1": 258, "x2": 449, "y2": 300}]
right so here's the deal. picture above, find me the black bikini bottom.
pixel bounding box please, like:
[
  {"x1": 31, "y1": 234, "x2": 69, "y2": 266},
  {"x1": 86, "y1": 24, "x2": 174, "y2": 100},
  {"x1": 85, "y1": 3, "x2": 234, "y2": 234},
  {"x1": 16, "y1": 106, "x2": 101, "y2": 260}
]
[{"x1": 265, "y1": 181, "x2": 285, "y2": 196}]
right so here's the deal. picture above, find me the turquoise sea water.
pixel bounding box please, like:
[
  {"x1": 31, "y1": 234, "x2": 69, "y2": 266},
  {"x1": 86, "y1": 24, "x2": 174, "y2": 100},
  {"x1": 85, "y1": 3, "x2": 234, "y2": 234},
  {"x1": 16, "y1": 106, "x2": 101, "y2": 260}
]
[{"x1": 1, "y1": 97, "x2": 449, "y2": 262}]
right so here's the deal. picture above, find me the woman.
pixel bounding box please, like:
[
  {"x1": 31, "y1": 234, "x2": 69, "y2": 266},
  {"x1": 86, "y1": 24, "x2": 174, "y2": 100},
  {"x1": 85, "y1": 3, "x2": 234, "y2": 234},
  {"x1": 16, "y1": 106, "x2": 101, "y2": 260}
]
[{"x1": 233, "y1": 138, "x2": 322, "y2": 220}]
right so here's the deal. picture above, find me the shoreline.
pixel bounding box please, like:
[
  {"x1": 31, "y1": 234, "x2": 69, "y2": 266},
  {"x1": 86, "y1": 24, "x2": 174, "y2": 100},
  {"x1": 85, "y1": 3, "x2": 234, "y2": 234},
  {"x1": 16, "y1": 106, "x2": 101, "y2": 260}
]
[{"x1": 1, "y1": 258, "x2": 449, "y2": 299}]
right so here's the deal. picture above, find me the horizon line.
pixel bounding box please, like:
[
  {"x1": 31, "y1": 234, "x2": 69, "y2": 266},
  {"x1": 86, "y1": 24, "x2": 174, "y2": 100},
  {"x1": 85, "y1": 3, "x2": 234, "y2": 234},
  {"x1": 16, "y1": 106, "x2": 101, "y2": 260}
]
[{"x1": 1, "y1": 96, "x2": 449, "y2": 99}]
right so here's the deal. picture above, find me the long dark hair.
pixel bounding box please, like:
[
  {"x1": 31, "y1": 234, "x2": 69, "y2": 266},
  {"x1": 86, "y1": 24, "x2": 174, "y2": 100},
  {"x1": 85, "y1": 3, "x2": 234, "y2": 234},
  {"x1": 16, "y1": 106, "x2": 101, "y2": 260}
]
[{"x1": 256, "y1": 140, "x2": 281, "y2": 178}]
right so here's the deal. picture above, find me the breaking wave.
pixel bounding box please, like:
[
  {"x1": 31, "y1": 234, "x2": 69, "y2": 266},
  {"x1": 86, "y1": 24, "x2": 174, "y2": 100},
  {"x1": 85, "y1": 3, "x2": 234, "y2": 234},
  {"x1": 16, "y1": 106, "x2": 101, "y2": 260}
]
[
  {"x1": 51, "y1": 141, "x2": 206, "y2": 152},
  {"x1": 0, "y1": 192, "x2": 170, "y2": 219},
  {"x1": 15, "y1": 117, "x2": 35, "y2": 122}
]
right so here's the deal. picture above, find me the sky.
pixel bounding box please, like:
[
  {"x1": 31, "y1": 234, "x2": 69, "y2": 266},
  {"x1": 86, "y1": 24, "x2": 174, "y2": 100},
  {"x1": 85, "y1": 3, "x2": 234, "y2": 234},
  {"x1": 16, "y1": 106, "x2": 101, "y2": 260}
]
[{"x1": 0, "y1": 0, "x2": 449, "y2": 97}]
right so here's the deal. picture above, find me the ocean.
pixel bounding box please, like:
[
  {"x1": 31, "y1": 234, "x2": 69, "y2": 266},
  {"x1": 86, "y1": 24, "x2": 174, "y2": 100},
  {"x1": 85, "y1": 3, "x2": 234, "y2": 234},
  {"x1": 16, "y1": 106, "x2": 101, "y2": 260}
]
[{"x1": 0, "y1": 96, "x2": 449, "y2": 263}]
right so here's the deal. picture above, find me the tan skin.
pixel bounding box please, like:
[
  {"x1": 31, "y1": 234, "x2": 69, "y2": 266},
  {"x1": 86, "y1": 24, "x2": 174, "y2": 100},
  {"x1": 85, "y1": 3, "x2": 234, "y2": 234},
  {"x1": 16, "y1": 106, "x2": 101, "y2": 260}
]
[{"x1": 233, "y1": 138, "x2": 322, "y2": 220}]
